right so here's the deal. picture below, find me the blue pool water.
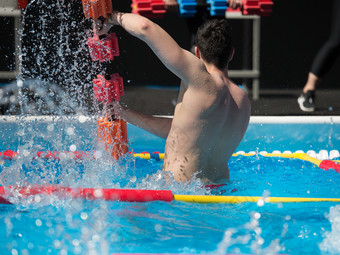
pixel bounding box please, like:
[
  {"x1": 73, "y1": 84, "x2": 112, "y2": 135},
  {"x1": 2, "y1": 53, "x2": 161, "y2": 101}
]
[{"x1": 0, "y1": 116, "x2": 340, "y2": 254}]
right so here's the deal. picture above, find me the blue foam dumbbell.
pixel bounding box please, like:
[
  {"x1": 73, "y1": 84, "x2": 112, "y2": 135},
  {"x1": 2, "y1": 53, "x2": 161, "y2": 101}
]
[
  {"x1": 207, "y1": 0, "x2": 228, "y2": 16},
  {"x1": 177, "y1": 0, "x2": 197, "y2": 17}
]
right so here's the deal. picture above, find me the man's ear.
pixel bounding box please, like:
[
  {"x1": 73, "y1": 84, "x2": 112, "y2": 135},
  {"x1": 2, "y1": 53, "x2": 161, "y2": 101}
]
[
  {"x1": 194, "y1": 46, "x2": 201, "y2": 59},
  {"x1": 229, "y1": 47, "x2": 235, "y2": 61}
]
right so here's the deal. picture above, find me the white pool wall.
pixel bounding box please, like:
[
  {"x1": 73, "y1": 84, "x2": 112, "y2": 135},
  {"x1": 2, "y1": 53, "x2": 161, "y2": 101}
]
[{"x1": 0, "y1": 116, "x2": 340, "y2": 154}]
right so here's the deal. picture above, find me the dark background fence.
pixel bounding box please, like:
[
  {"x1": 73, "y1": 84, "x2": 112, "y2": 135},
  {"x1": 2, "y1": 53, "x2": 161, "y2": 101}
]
[{"x1": 0, "y1": 0, "x2": 339, "y2": 91}]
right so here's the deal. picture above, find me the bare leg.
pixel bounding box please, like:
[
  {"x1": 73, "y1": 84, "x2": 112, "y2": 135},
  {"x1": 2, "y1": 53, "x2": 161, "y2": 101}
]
[{"x1": 302, "y1": 72, "x2": 322, "y2": 93}]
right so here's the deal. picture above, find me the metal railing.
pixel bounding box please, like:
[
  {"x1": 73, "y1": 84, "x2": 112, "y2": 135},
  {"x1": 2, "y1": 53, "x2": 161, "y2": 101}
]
[{"x1": 226, "y1": 11, "x2": 261, "y2": 100}]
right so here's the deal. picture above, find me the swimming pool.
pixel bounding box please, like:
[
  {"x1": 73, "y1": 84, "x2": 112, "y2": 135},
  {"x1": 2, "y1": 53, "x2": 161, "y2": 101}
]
[{"x1": 0, "y1": 116, "x2": 340, "y2": 254}]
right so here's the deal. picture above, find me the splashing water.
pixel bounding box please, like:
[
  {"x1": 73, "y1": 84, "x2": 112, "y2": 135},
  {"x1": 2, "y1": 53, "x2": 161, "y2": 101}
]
[
  {"x1": 215, "y1": 211, "x2": 283, "y2": 255},
  {"x1": 1, "y1": 1, "x2": 340, "y2": 254},
  {"x1": 319, "y1": 205, "x2": 340, "y2": 254},
  {"x1": 18, "y1": 0, "x2": 96, "y2": 112},
  {"x1": 0, "y1": 0, "x2": 210, "y2": 194},
  {"x1": 0, "y1": 0, "x2": 114, "y2": 187},
  {"x1": 0, "y1": 0, "x2": 102, "y2": 116},
  {"x1": 0, "y1": 79, "x2": 84, "y2": 115}
]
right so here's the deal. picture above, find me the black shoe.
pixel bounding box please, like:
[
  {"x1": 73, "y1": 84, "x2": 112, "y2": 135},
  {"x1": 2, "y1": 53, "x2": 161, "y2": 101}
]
[{"x1": 297, "y1": 90, "x2": 315, "y2": 112}]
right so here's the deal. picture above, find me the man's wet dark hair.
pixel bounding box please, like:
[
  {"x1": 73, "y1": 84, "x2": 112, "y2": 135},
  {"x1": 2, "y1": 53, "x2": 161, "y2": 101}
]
[{"x1": 196, "y1": 19, "x2": 233, "y2": 69}]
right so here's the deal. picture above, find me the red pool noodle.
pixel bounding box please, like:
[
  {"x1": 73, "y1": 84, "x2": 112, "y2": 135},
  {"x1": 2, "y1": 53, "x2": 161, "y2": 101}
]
[
  {"x1": 77, "y1": 188, "x2": 173, "y2": 202},
  {"x1": 0, "y1": 150, "x2": 93, "y2": 160},
  {"x1": 0, "y1": 150, "x2": 162, "y2": 161},
  {"x1": 0, "y1": 150, "x2": 19, "y2": 160},
  {"x1": 0, "y1": 186, "x2": 11, "y2": 204},
  {"x1": 0, "y1": 185, "x2": 174, "y2": 204}
]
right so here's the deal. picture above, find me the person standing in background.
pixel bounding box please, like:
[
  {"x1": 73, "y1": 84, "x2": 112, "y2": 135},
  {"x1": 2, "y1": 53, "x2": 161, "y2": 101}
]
[{"x1": 297, "y1": 0, "x2": 340, "y2": 112}]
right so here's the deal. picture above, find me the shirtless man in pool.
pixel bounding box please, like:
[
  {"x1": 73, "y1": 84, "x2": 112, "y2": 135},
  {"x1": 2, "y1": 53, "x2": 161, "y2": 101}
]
[{"x1": 95, "y1": 11, "x2": 250, "y2": 184}]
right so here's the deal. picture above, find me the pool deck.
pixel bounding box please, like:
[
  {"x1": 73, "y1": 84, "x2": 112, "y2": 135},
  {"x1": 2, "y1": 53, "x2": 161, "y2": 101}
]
[{"x1": 122, "y1": 87, "x2": 340, "y2": 116}]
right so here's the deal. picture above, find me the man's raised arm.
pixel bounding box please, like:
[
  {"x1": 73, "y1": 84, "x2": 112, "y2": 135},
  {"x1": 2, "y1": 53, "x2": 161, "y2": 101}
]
[{"x1": 96, "y1": 12, "x2": 200, "y2": 84}]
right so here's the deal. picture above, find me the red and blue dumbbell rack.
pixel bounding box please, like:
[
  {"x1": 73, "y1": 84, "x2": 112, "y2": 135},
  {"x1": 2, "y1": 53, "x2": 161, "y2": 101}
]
[
  {"x1": 81, "y1": 0, "x2": 128, "y2": 160},
  {"x1": 131, "y1": 0, "x2": 273, "y2": 18}
]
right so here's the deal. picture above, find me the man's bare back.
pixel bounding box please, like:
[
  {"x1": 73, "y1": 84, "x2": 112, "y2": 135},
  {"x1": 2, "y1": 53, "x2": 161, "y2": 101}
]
[
  {"x1": 98, "y1": 13, "x2": 251, "y2": 184},
  {"x1": 163, "y1": 67, "x2": 250, "y2": 184}
]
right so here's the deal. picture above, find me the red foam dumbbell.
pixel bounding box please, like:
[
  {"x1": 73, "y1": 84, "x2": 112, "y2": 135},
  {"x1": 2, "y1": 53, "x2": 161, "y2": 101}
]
[
  {"x1": 111, "y1": 73, "x2": 124, "y2": 98},
  {"x1": 242, "y1": 0, "x2": 259, "y2": 15},
  {"x1": 242, "y1": 0, "x2": 273, "y2": 16},
  {"x1": 131, "y1": 0, "x2": 153, "y2": 16},
  {"x1": 151, "y1": 0, "x2": 167, "y2": 16},
  {"x1": 131, "y1": 0, "x2": 166, "y2": 18},
  {"x1": 87, "y1": 33, "x2": 119, "y2": 62},
  {"x1": 82, "y1": 0, "x2": 113, "y2": 19},
  {"x1": 17, "y1": 0, "x2": 29, "y2": 9},
  {"x1": 97, "y1": 117, "x2": 129, "y2": 160},
  {"x1": 93, "y1": 74, "x2": 124, "y2": 103},
  {"x1": 258, "y1": 0, "x2": 273, "y2": 16}
]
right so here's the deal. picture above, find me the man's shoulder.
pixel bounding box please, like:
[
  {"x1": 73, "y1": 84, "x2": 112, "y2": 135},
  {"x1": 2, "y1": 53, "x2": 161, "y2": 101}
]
[{"x1": 188, "y1": 71, "x2": 224, "y2": 95}]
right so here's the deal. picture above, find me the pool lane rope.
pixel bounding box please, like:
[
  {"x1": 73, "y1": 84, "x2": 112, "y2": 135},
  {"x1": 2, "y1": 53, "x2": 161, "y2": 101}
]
[
  {"x1": 1, "y1": 150, "x2": 340, "y2": 173},
  {"x1": 0, "y1": 185, "x2": 340, "y2": 205},
  {"x1": 1, "y1": 151, "x2": 340, "y2": 204}
]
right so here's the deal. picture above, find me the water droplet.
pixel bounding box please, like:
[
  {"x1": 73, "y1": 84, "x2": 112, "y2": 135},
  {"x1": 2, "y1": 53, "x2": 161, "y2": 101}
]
[
  {"x1": 254, "y1": 212, "x2": 261, "y2": 219},
  {"x1": 60, "y1": 249, "x2": 67, "y2": 255},
  {"x1": 78, "y1": 115, "x2": 87, "y2": 123},
  {"x1": 23, "y1": 150, "x2": 30, "y2": 156},
  {"x1": 72, "y1": 239, "x2": 80, "y2": 246},
  {"x1": 257, "y1": 199, "x2": 264, "y2": 207},
  {"x1": 17, "y1": 80, "x2": 23, "y2": 87},
  {"x1": 47, "y1": 124, "x2": 54, "y2": 132},
  {"x1": 35, "y1": 219, "x2": 42, "y2": 227},
  {"x1": 54, "y1": 239, "x2": 61, "y2": 248},
  {"x1": 70, "y1": 144, "x2": 77, "y2": 152},
  {"x1": 66, "y1": 127, "x2": 75, "y2": 135},
  {"x1": 129, "y1": 176, "x2": 137, "y2": 183},
  {"x1": 155, "y1": 224, "x2": 162, "y2": 232},
  {"x1": 80, "y1": 212, "x2": 88, "y2": 220},
  {"x1": 9, "y1": 95, "x2": 16, "y2": 103},
  {"x1": 92, "y1": 234, "x2": 100, "y2": 242},
  {"x1": 34, "y1": 195, "x2": 41, "y2": 203},
  {"x1": 94, "y1": 189, "x2": 103, "y2": 198},
  {"x1": 94, "y1": 151, "x2": 102, "y2": 159}
]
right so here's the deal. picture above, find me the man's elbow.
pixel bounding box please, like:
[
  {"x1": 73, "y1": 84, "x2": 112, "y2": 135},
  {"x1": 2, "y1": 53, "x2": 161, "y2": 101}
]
[
  {"x1": 138, "y1": 19, "x2": 154, "y2": 38},
  {"x1": 140, "y1": 20, "x2": 151, "y2": 31}
]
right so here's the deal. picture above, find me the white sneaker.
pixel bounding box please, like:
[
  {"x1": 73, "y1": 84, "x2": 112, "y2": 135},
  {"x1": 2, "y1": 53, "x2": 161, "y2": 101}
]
[{"x1": 297, "y1": 90, "x2": 315, "y2": 112}]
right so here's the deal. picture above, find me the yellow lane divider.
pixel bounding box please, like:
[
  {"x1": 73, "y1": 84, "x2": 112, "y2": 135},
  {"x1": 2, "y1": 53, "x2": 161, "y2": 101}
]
[{"x1": 173, "y1": 195, "x2": 340, "y2": 204}]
